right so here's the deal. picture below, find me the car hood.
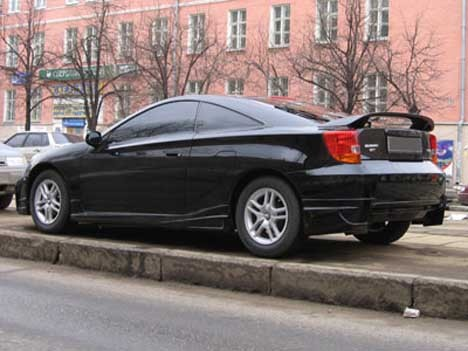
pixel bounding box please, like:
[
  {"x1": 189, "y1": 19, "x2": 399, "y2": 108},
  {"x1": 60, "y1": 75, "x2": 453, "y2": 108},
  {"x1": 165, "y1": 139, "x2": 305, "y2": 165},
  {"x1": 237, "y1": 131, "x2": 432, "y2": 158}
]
[
  {"x1": 0, "y1": 143, "x2": 23, "y2": 157},
  {"x1": 30, "y1": 142, "x2": 90, "y2": 168}
]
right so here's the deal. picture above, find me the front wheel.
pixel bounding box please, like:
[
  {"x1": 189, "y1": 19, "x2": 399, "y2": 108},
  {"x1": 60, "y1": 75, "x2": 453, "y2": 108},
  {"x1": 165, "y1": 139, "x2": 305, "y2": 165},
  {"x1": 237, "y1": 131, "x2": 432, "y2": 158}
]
[
  {"x1": 0, "y1": 194, "x2": 13, "y2": 210},
  {"x1": 354, "y1": 221, "x2": 411, "y2": 245},
  {"x1": 30, "y1": 170, "x2": 70, "y2": 233},
  {"x1": 235, "y1": 177, "x2": 301, "y2": 258}
]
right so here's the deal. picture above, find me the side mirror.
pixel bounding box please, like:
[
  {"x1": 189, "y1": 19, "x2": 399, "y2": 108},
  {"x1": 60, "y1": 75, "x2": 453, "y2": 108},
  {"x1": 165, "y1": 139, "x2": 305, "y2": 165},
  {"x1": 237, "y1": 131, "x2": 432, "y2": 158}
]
[{"x1": 85, "y1": 131, "x2": 102, "y2": 148}]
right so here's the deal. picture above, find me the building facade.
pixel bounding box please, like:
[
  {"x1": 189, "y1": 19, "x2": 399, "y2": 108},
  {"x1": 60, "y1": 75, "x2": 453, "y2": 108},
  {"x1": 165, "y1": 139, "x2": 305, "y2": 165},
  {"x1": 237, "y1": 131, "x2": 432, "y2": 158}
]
[{"x1": 0, "y1": 0, "x2": 467, "y2": 183}]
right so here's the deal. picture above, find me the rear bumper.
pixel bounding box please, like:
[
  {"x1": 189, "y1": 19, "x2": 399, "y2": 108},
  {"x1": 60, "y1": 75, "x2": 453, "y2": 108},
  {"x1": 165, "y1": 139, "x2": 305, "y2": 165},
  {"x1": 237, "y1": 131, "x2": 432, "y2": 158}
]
[{"x1": 289, "y1": 160, "x2": 445, "y2": 235}]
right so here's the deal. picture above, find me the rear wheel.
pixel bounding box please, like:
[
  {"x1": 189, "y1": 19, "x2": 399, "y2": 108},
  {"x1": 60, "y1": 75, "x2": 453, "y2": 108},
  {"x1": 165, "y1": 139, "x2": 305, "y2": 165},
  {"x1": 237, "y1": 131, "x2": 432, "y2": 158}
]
[
  {"x1": 235, "y1": 177, "x2": 301, "y2": 258},
  {"x1": 30, "y1": 170, "x2": 70, "y2": 233},
  {"x1": 0, "y1": 194, "x2": 13, "y2": 210},
  {"x1": 354, "y1": 221, "x2": 411, "y2": 245}
]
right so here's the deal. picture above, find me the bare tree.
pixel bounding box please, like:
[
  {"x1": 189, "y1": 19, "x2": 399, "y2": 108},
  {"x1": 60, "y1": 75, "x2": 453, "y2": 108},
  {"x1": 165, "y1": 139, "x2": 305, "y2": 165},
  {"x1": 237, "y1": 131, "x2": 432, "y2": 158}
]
[
  {"x1": 290, "y1": 0, "x2": 381, "y2": 113},
  {"x1": 133, "y1": 9, "x2": 230, "y2": 100},
  {"x1": 375, "y1": 17, "x2": 445, "y2": 114},
  {"x1": 52, "y1": 0, "x2": 136, "y2": 131},
  {"x1": 0, "y1": 0, "x2": 55, "y2": 131}
]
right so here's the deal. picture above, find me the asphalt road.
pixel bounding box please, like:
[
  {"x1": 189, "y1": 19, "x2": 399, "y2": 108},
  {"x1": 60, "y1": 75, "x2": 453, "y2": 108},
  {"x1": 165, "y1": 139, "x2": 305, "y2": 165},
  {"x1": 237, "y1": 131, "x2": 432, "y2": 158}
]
[{"x1": 1, "y1": 258, "x2": 468, "y2": 351}]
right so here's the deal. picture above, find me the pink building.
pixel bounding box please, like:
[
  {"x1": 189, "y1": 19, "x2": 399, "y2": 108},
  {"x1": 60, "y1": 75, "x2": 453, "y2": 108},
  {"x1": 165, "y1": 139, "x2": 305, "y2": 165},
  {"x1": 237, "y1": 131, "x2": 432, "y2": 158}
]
[{"x1": 0, "y1": 0, "x2": 467, "y2": 182}]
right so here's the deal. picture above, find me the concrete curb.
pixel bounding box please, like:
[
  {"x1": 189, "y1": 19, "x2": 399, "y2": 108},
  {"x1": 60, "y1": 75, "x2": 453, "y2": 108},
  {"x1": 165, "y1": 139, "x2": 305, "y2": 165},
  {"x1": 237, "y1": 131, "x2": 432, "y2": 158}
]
[{"x1": 1, "y1": 230, "x2": 467, "y2": 320}]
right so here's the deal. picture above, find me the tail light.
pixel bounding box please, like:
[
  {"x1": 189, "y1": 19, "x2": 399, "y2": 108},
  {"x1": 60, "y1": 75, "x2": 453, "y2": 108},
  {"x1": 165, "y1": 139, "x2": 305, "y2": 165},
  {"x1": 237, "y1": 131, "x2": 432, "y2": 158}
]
[
  {"x1": 429, "y1": 134, "x2": 438, "y2": 164},
  {"x1": 323, "y1": 131, "x2": 361, "y2": 164}
]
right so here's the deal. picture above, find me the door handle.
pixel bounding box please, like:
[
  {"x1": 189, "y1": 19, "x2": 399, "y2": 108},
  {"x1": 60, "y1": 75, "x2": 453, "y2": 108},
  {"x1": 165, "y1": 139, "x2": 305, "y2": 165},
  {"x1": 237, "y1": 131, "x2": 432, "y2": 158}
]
[{"x1": 165, "y1": 152, "x2": 181, "y2": 157}]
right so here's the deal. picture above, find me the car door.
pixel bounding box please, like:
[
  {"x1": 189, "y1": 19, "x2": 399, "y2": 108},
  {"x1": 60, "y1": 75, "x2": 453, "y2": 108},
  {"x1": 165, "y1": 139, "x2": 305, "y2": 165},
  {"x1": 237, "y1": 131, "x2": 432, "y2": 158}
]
[
  {"x1": 21, "y1": 133, "x2": 50, "y2": 161},
  {"x1": 79, "y1": 101, "x2": 198, "y2": 216},
  {"x1": 187, "y1": 102, "x2": 262, "y2": 218}
]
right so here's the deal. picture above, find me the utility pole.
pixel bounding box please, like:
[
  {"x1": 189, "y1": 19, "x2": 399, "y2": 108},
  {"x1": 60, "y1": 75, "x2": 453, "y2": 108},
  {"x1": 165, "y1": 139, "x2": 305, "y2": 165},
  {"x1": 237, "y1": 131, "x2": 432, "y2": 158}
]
[
  {"x1": 457, "y1": 0, "x2": 467, "y2": 184},
  {"x1": 172, "y1": 0, "x2": 180, "y2": 97}
]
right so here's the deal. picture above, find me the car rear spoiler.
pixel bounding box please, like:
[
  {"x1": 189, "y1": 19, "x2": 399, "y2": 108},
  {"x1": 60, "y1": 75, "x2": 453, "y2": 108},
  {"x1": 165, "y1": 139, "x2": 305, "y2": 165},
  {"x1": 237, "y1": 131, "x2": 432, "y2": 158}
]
[{"x1": 319, "y1": 112, "x2": 434, "y2": 132}]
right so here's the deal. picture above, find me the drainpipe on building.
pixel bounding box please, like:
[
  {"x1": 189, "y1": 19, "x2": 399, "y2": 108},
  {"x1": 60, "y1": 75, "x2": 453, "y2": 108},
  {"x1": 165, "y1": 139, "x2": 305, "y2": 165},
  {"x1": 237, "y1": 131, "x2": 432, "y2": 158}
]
[
  {"x1": 457, "y1": 0, "x2": 467, "y2": 184},
  {"x1": 172, "y1": 0, "x2": 180, "y2": 97}
]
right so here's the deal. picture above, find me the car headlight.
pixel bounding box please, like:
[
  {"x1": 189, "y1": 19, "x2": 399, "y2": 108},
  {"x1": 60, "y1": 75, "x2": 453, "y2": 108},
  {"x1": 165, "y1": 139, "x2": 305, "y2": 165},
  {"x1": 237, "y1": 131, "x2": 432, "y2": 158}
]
[{"x1": 6, "y1": 156, "x2": 26, "y2": 167}]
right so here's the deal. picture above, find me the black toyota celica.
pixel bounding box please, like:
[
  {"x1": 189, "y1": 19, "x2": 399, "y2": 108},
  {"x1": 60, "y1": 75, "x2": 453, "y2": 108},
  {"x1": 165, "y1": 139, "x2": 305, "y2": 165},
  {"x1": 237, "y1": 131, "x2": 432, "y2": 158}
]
[{"x1": 16, "y1": 95, "x2": 445, "y2": 257}]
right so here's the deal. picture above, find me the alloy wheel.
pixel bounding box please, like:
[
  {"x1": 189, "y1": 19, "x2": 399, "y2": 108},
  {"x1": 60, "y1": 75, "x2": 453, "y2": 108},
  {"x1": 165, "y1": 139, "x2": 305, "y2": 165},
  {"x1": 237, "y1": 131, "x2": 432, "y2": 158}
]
[{"x1": 34, "y1": 179, "x2": 62, "y2": 225}]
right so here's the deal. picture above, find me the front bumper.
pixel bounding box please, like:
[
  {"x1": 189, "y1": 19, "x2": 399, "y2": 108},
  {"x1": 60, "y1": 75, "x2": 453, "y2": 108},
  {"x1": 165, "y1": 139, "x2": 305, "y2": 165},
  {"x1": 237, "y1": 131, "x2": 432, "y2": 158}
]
[
  {"x1": 290, "y1": 160, "x2": 446, "y2": 235},
  {"x1": 0, "y1": 166, "x2": 25, "y2": 196}
]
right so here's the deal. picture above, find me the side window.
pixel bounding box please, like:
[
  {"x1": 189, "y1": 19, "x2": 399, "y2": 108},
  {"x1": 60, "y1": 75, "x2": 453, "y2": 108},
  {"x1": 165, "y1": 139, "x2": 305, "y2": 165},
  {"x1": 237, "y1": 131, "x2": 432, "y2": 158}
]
[
  {"x1": 196, "y1": 103, "x2": 261, "y2": 134},
  {"x1": 24, "y1": 133, "x2": 49, "y2": 147},
  {"x1": 109, "y1": 101, "x2": 198, "y2": 144},
  {"x1": 5, "y1": 133, "x2": 27, "y2": 147}
]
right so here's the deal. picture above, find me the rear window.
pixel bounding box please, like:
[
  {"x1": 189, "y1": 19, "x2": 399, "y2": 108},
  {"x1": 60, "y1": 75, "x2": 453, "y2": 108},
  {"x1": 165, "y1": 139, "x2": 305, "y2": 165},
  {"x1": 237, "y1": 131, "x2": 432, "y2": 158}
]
[
  {"x1": 5, "y1": 133, "x2": 27, "y2": 147},
  {"x1": 196, "y1": 102, "x2": 261, "y2": 133},
  {"x1": 52, "y1": 133, "x2": 82, "y2": 144},
  {"x1": 24, "y1": 133, "x2": 49, "y2": 147},
  {"x1": 366, "y1": 116, "x2": 412, "y2": 129}
]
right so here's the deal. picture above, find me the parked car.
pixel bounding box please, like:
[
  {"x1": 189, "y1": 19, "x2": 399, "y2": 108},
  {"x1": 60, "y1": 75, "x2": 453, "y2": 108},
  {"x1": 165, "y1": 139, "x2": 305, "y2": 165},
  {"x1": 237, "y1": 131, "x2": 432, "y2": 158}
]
[
  {"x1": 15, "y1": 96, "x2": 446, "y2": 257},
  {"x1": 4, "y1": 132, "x2": 82, "y2": 161},
  {"x1": 0, "y1": 143, "x2": 27, "y2": 209},
  {"x1": 458, "y1": 185, "x2": 468, "y2": 205}
]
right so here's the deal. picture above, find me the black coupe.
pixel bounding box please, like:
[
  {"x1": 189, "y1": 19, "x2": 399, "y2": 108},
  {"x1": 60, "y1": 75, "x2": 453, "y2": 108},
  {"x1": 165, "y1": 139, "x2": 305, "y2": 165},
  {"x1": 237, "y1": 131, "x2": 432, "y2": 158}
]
[{"x1": 16, "y1": 96, "x2": 445, "y2": 257}]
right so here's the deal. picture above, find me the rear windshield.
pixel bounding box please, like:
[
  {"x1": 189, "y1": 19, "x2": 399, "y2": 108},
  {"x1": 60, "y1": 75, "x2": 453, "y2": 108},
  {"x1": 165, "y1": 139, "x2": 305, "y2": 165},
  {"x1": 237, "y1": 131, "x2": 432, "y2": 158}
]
[
  {"x1": 366, "y1": 116, "x2": 413, "y2": 129},
  {"x1": 53, "y1": 133, "x2": 82, "y2": 144}
]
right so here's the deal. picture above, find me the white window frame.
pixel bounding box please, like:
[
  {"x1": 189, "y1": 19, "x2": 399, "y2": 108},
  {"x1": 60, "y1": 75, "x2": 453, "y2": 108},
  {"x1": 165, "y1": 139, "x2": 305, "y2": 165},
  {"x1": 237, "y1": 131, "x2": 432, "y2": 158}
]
[
  {"x1": 269, "y1": 4, "x2": 290, "y2": 48},
  {"x1": 151, "y1": 17, "x2": 169, "y2": 50},
  {"x1": 315, "y1": 0, "x2": 338, "y2": 43},
  {"x1": 227, "y1": 9, "x2": 247, "y2": 51},
  {"x1": 34, "y1": 0, "x2": 46, "y2": 9},
  {"x1": 85, "y1": 25, "x2": 98, "y2": 62},
  {"x1": 8, "y1": 0, "x2": 20, "y2": 13},
  {"x1": 366, "y1": 0, "x2": 389, "y2": 41},
  {"x1": 119, "y1": 22, "x2": 134, "y2": 58},
  {"x1": 226, "y1": 79, "x2": 244, "y2": 95},
  {"x1": 65, "y1": 0, "x2": 79, "y2": 5},
  {"x1": 365, "y1": 72, "x2": 387, "y2": 112},
  {"x1": 268, "y1": 76, "x2": 289, "y2": 96},
  {"x1": 6, "y1": 35, "x2": 19, "y2": 67},
  {"x1": 188, "y1": 13, "x2": 205, "y2": 54},
  {"x1": 32, "y1": 32, "x2": 45, "y2": 65},
  {"x1": 4, "y1": 90, "x2": 16, "y2": 122},
  {"x1": 313, "y1": 74, "x2": 335, "y2": 108},
  {"x1": 115, "y1": 84, "x2": 132, "y2": 120},
  {"x1": 64, "y1": 27, "x2": 78, "y2": 62},
  {"x1": 31, "y1": 88, "x2": 42, "y2": 123},
  {"x1": 186, "y1": 80, "x2": 203, "y2": 95}
]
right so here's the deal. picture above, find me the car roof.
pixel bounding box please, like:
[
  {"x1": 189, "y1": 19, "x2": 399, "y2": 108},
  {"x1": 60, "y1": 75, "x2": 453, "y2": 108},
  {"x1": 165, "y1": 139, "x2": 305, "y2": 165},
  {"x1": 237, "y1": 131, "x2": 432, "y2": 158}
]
[{"x1": 164, "y1": 95, "x2": 318, "y2": 127}]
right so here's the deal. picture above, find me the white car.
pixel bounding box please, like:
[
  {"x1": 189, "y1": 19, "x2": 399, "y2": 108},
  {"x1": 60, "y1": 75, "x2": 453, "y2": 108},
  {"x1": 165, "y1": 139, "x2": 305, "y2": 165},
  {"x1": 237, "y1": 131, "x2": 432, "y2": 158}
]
[
  {"x1": 0, "y1": 143, "x2": 27, "y2": 209},
  {"x1": 4, "y1": 132, "x2": 82, "y2": 161}
]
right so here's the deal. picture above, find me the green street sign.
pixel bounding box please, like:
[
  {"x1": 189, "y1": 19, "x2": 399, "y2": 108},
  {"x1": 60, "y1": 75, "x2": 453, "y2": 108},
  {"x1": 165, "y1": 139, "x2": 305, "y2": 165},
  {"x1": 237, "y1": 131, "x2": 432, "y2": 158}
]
[{"x1": 39, "y1": 64, "x2": 137, "y2": 81}]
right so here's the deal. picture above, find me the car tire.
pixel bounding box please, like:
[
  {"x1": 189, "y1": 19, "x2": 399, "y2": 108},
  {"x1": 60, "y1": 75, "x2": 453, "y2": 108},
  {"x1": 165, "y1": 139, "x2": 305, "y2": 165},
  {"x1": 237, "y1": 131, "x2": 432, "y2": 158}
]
[
  {"x1": 0, "y1": 194, "x2": 13, "y2": 210},
  {"x1": 354, "y1": 221, "x2": 411, "y2": 245},
  {"x1": 30, "y1": 170, "x2": 70, "y2": 233},
  {"x1": 235, "y1": 177, "x2": 301, "y2": 258}
]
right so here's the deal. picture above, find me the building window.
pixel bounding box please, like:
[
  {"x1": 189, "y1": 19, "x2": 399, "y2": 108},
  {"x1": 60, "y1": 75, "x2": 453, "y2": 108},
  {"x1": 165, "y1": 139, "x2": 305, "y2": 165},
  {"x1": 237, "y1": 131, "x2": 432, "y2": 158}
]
[
  {"x1": 34, "y1": 0, "x2": 46, "y2": 9},
  {"x1": 188, "y1": 13, "x2": 205, "y2": 54},
  {"x1": 65, "y1": 0, "x2": 79, "y2": 5},
  {"x1": 5, "y1": 35, "x2": 18, "y2": 67},
  {"x1": 365, "y1": 73, "x2": 387, "y2": 112},
  {"x1": 226, "y1": 79, "x2": 244, "y2": 95},
  {"x1": 64, "y1": 27, "x2": 78, "y2": 62},
  {"x1": 8, "y1": 0, "x2": 20, "y2": 13},
  {"x1": 115, "y1": 84, "x2": 132, "y2": 120},
  {"x1": 314, "y1": 75, "x2": 335, "y2": 108},
  {"x1": 316, "y1": 0, "x2": 338, "y2": 42},
  {"x1": 367, "y1": 0, "x2": 389, "y2": 40},
  {"x1": 151, "y1": 17, "x2": 169, "y2": 48},
  {"x1": 32, "y1": 32, "x2": 45, "y2": 65},
  {"x1": 119, "y1": 22, "x2": 134, "y2": 58},
  {"x1": 228, "y1": 9, "x2": 246, "y2": 50},
  {"x1": 268, "y1": 76, "x2": 288, "y2": 96},
  {"x1": 85, "y1": 25, "x2": 98, "y2": 62},
  {"x1": 4, "y1": 90, "x2": 16, "y2": 122},
  {"x1": 186, "y1": 80, "x2": 203, "y2": 95},
  {"x1": 270, "y1": 4, "x2": 290, "y2": 48},
  {"x1": 31, "y1": 88, "x2": 42, "y2": 123}
]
